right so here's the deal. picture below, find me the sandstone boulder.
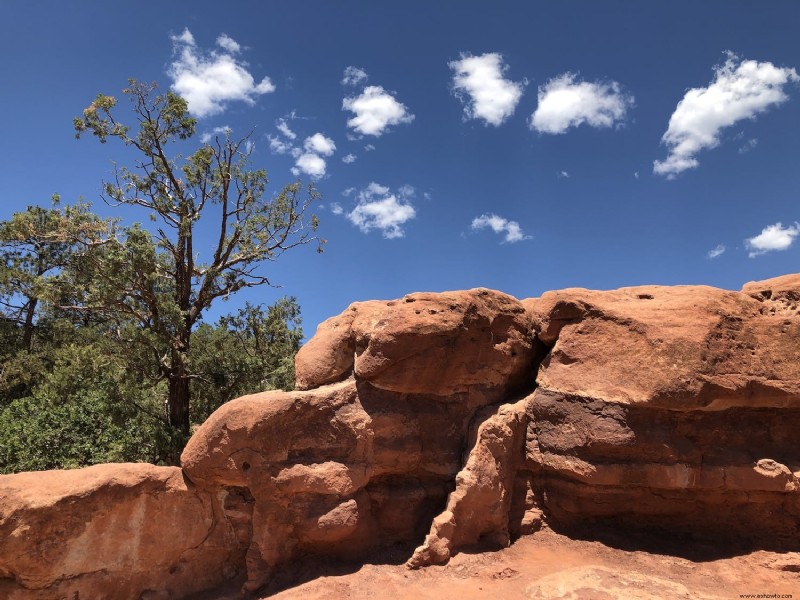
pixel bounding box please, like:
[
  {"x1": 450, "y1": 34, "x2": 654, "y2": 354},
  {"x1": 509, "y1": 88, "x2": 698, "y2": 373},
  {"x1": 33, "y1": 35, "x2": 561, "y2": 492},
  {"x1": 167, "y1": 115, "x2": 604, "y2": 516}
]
[
  {"x1": 182, "y1": 288, "x2": 539, "y2": 592},
  {"x1": 0, "y1": 464, "x2": 242, "y2": 599},
  {"x1": 296, "y1": 289, "x2": 537, "y2": 399},
  {"x1": 523, "y1": 277, "x2": 800, "y2": 545},
  {"x1": 3, "y1": 276, "x2": 800, "y2": 599}
]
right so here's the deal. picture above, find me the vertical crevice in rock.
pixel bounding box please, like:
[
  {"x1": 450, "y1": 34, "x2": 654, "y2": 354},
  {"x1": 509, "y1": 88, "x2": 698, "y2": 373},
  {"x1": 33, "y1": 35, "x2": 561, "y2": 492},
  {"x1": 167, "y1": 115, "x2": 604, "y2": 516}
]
[{"x1": 406, "y1": 331, "x2": 553, "y2": 569}]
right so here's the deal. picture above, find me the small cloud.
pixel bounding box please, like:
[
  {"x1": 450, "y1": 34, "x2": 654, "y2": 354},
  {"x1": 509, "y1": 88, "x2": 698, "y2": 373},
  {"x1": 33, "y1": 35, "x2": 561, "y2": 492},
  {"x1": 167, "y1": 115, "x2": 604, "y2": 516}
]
[
  {"x1": 738, "y1": 138, "x2": 759, "y2": 154},
  {"x1": 276, "y1": 118, "x2": 296, "y2": 140},
  {"x1": 342, "y1": 66, "x2": 368, "y2": 87},
  {"x1": 287, "y1": 133, "x2": 336, "y2": 178},
  {"x1": 557, "y1": 170, "x2": 570, "y2": 179},
  {"x1": 267, "y1": 134, "x2": 293, "y2": 155},
  {"x1": 707, "y1": 244, "x2": 726, "y2": 259},
  {"x1": 330, "y1": 202, "x2": 344, "y2": 215},
  {"x1": 339, "y1": 182, "x2": 416, "y2": 239},
  {"x1": 303, "y1": 133, "x2": 336, "y2": 156},
  {"x1": 449, "y1": 52, "x2": 525, "y2": 126},
  {"x1": 530, "y1": 73, "x2": 634, "y2": 134},
  {"x1": 634, "y1": 171, "x2": 640, "y2": 179},
  {"x1": 745, "y1": 222, "x2": 800, "y2": 257},
  {"x1": 471, "y1": 213, "x2": 530, "y2": 243},
  {"x1": 342, "y1": 153, "x2": 357, "y2": 164},
  {"x1": 342, "y1": 187, "x2": 356, "y2": 197},
  {"x1": 216, "y1": 33, "x2": 241, "y2": 54},
  {"x1": 343, "y1": 85, "x2": 414, "y2": 136},
  {"x1": 168, "y1": 28, "x2": 275, "y2": 118},
  {"x1": 364, "y1": 144, "x2": 376, "y2": 151},
  {"x1": 200, "y1": 125, "x2": 231, "y2": 143},
  {"x1": 171, "y1": 29, "x2": 195, "y2": 45},
  {"x1": 654, "y1": 53, "x2": 799, "y2": 177},
  {"x1": 291, "y1": 152, "x2": 327, "y2": 178}
]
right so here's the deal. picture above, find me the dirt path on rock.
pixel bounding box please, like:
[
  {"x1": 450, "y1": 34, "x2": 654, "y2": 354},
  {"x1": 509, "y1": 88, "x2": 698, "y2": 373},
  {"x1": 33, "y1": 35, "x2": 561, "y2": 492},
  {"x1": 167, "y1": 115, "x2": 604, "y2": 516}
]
[{"x1": 197, "y1": 528, "x2": 800, "y2": 599}]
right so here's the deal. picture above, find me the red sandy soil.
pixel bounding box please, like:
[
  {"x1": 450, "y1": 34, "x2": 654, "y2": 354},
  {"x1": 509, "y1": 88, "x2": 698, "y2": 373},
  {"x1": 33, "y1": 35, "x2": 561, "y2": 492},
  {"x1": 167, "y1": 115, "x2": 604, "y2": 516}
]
[{"x1": 195, "y1": 527, "x2": 800, "y2": 599}]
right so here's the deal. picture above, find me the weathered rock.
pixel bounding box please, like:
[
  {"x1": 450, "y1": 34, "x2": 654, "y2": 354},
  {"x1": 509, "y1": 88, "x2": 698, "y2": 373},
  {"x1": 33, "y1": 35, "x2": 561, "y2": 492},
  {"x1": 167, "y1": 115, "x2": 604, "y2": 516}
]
[
  {"x1": 4, "y1": 276, "x2": 800, "y2": 599},
  {"x1": 296, "y1": 289, "x2": 537, "y2": 399},
  {"x1": 408, "y1": 400, "x2": 531, "y2": 568},
  {"x1": 181, "y1": 288, "x2": 539, "y2": 592},
  {"x1": 0, "y1": 464, "x2": 243, "y2": 600},
  {"x1": 524, "y1": 277, "x2": 800, "y2": 545},
  {"x1": 526, "y1": 566, "x2": 719, "y2": 600}
]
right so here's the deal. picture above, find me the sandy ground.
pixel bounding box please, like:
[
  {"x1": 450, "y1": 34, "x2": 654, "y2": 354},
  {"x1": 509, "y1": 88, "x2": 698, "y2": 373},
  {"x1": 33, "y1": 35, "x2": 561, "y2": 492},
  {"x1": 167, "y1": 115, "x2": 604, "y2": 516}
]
[{"x1": 194, "y1": 527, "x2": 800, "y2": 599}]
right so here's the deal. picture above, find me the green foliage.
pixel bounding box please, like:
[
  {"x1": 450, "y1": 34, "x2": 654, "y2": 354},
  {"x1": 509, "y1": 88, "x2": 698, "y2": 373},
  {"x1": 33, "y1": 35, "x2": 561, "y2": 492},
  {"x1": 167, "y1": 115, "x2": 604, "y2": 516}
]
[
  {"x1": 191, "y1": 298, "x2": 303, "y2": 424},
  {"x1": 0, "y1": 79, "x2": 320, "y2": 472},
  {"x1": 0, "y1": 341, "x2": 169, "y2": 473},
  {"x1": 70, "y1": 79, "x2": 323, "y2": 436}
]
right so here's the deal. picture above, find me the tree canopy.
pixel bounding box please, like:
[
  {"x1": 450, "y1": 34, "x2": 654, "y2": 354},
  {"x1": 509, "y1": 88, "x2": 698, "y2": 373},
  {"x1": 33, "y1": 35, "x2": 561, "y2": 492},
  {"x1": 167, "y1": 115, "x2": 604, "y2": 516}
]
[
  {"x1": 0, "y1": 80, "x2": 321, "y2": 472},
  {"x1": 70, "y1": 80, "x2": 322, "y2": 438}
]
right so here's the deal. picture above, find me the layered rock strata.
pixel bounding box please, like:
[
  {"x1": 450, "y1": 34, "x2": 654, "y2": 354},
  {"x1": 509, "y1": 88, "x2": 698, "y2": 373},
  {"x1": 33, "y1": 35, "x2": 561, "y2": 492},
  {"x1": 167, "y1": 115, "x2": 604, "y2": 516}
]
[
  {"x1": 523, "y1": 274, "x2": 800, "y2": 545},
  {"x1": 1, "y1": 275, "x2": 798, "y2": 599}
]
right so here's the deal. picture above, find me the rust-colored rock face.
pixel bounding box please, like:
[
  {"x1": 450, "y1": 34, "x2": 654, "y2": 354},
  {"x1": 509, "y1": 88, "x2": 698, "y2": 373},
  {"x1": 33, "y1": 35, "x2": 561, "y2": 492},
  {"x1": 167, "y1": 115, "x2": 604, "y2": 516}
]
[
  {"x1": 2, "y1": 276, "x2": 799, "y2": 599},
  {"x1": 524, "y1": 275, "x2": 800, "y2": 544},
  {"x1": 0, "y1": 464, "x2": 243, "y2": 599},
  {"x1": 182, "y1": 289, "x2": 539, "y2": 591},
  {"x1": 295, "y1": 289, "x2": 537, "y2": 398}
]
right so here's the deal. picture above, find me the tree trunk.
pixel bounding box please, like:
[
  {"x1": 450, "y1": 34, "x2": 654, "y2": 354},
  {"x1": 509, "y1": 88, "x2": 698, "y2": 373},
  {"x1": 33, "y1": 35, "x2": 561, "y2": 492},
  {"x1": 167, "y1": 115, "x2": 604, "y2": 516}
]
[
  {"x1": 21, "y1": 296, "x2": 37, "y2": 351},
  {"x1": 167, "y1": 373, "x2": 191, "y2": 437},
  {"x1": 167, "y1": 329, "x2": 192, "y2": 437}
]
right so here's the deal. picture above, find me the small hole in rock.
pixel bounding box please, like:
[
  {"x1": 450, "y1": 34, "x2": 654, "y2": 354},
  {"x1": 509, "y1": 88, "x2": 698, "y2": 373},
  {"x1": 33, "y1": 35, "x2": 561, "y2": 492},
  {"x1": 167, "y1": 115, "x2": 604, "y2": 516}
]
[
  {"x1": 637, "y1": 294, "x2": 654, "y2": 300},
  {"x1": 242, "y1": 462, "x2": 251, "y2": 472}
]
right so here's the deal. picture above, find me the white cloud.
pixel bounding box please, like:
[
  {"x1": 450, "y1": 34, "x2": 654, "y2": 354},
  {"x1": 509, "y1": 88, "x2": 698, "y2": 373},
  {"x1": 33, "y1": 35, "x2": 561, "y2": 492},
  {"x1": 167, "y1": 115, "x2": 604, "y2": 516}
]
[
  {"x1": 745, "y1": 222, "x2": 800, "y2": 257},
  {"x1": 654, "y1": 53, "x2": 799, "y2": 177},
  {"x1": 471, "y1": 213, "x2": 530, "y2": 243},
  {"x1": 634, "y1": 171, "x2": 640, "y2": 179},
  {"x1": 557, "y1": 170, "x2": 570, "y2": 179},
  {"x1": 200, "y1": 125, "x2": 231, "y2": 143},
  {"x1": 303, "y1": 133, "x2": 336, "y2": 156},
  {"x1": 343, "y1": 86, "x2": 414, "y2": 136},
  {"x1": 267, "y1": 135, "x2": 292, "y2": 155},
  {"x1": 449, "y1": 52, "x2": 525, "y2": 126},
  {"x1": 276, "y1": 118, "x2": 296, "y2": 140},
  {"x1": 364, "y1": 143, "x2": 376, "y2": 151},
  {"x1": 292, "y1": 152, "x2": 328, "y2": 179},
  {"x1": 172, "y1": 29, "x2": 195, "y2": 45},
  {"x1": 168, "y1": 28, "x2": 275, "y2": 118},
  {"x1": 707, "y1": 244, "x2": 726, "y2": 259},
  {"x1": 342, "y1": 153, "x2": 357, "y2": 164},
  {"x1": 341, "y1": 187, "x2": 356, "y2": 197},
  {"x1": 342, "y1": 66, "x2": 368, "y2": 86},
  {"x1": 738, "y1": 138, "x2": 759, "y2": 154},
  {"x1": 530, "y1": 73, "x2": 634, "y2": 134},
  {"x1": 216, "y1": 33, "x2": 241, "y2": 54},
  {"x1": 341, "y1": 182, "x2": 416, "y2": 239},
  {"x1": 286, "y1": 133, "x2": 336, "y2": 178},
  {"x1": 330, "y1": 202, "x2": 344, "y2": 215}
]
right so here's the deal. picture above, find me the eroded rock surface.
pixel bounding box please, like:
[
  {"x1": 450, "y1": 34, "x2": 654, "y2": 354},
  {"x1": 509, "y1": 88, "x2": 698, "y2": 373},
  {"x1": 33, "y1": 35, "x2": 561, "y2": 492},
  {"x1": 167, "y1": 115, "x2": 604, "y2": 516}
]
[
  {"x1": 2, "y1": 276, "x2": 800, "y2": 599},
  {"x1": 524, "y1": 273, "x2": 800, "y2": 544},
  {"x1": 182, "y1": 288, "x2": 539, "y2": 591},
  {"x1": 0, "y1": 464, "x2": 243, "y2": 599}
]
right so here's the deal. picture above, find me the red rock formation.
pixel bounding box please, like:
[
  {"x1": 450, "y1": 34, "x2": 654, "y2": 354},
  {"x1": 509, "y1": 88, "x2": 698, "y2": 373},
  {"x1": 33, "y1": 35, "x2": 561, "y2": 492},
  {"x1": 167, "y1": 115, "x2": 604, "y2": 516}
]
[
  {"x1": 182, "y1": 289, "x2": 538, "y2": 591},
  {"x1": 523, "y1": 273, "x2": 800, "y2": 545},
  {"x1": 0, "y1": 464, "x2": 244, "y2": 599},
  {"x1": 1, "y1": 276, "x2": 799, "y2": 598}
]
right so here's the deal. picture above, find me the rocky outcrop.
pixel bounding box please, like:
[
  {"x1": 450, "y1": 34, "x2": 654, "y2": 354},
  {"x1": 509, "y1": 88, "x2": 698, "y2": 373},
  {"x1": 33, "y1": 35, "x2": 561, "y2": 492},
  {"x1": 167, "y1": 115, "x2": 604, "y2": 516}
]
[
  {"x1": 182, "y1": 289, "x2": 539, "y2": 591},
  {"x1": 0, "y1": 464, "x2": 244, "y2": 599},
  {"x1": 523, "y1": 273, "x2": 800, "y2": 544},
  {"x1": 406, "y1": 399, "x2": 536, "y2": 568},
  {"x1": 1, "y1": 276, "x2": 799, "y2": 598}
]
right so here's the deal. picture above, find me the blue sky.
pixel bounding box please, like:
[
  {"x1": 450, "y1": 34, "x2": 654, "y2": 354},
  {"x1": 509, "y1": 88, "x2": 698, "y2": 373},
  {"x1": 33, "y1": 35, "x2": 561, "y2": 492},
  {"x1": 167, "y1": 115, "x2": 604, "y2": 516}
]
[{"x1": 1, "y1": 1, "x2": 799, "y2": 335}]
